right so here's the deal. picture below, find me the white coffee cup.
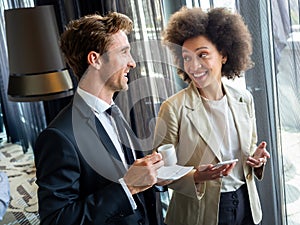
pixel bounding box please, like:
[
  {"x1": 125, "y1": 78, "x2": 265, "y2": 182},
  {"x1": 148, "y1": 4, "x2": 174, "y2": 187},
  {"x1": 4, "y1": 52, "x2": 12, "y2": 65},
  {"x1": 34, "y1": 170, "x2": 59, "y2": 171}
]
[{"x1": 157, "y1": 144, "x2": 177, "y2": 166}]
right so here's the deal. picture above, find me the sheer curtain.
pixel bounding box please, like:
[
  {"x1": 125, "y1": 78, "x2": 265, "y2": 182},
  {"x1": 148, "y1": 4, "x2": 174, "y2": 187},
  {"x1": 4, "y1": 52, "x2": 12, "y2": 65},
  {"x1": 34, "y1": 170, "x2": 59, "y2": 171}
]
[
  {"x1": 35, "y1": 0, "x2": 177, "y2": 152},
  {"x1": 111, "y1": 0, "x2": 177, "y2": 151},
  {"x1": 0, "y1": 0, "x2": 47, "y2": 152}
]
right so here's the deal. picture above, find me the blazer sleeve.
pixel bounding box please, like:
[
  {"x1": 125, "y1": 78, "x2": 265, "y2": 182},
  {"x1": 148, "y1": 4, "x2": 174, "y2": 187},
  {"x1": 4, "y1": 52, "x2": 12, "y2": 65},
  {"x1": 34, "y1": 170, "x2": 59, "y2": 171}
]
[
  {"x1": 153, "y1": 101, "x2": 201, "y2": 199},
  {"x1": 245, "y1": 90, "x2": 265, "y2": 180},
  {"x1": 34, "y1": 128, "x2": 134, "y2": 225}
]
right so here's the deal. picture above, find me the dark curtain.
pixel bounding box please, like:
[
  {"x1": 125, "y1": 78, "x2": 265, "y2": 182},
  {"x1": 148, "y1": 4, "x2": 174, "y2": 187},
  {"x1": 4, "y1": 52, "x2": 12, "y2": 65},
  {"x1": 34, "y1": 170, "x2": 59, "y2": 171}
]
[{"x1": 0, "y1": 0, "x2": 47, "y2": 152}]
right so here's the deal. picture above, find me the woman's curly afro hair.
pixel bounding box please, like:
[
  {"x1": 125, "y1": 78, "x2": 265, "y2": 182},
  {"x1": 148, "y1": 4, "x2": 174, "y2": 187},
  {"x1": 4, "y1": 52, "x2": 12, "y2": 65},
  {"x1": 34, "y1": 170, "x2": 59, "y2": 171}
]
[{"x1": 162, "y1": 7, "x2": 253, "y2": 82}]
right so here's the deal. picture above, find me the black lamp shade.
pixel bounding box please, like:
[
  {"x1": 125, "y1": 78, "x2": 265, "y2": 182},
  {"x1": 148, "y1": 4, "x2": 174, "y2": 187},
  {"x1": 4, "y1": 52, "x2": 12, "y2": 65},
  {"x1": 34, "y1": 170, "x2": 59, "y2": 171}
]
[{"x1": 4, "y1": 5, "x2": 74, "y2": 102}]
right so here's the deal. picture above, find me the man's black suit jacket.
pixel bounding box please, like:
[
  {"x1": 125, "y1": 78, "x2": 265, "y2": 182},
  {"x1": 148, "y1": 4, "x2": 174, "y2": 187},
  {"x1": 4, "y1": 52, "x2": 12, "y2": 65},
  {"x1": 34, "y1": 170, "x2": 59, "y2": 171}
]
[{"x1": 34, "y1": 93, "x2": 163, "y2": 225}]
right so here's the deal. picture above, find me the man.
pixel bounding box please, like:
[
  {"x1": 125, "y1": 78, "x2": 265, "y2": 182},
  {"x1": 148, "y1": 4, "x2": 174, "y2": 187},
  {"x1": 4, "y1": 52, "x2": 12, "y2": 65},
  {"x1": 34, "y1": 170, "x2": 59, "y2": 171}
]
[{"x1": 34, "y1": 12, "x2": 164, "y2": 225}]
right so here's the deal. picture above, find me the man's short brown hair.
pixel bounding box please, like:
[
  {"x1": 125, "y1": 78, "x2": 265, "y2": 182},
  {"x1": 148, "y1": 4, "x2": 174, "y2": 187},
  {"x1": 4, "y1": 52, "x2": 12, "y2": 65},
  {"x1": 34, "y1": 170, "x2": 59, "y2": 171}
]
[{"x1": 60, "y1": 12, "x2": 133, "y2": 80}]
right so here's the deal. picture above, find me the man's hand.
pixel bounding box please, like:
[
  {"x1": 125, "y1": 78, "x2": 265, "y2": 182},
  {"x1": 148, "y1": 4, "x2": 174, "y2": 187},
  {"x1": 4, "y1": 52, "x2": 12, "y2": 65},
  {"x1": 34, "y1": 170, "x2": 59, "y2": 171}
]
[{"x1": 123, "y1": 152, "x2": 164, "y2": 195}]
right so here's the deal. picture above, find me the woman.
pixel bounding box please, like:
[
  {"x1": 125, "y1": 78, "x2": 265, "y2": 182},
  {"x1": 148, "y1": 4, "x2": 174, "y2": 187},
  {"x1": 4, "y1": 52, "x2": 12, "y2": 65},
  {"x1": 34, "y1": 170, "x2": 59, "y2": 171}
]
[{"x1": 153, "y1": 7, "x2": 270, "y2": 225}]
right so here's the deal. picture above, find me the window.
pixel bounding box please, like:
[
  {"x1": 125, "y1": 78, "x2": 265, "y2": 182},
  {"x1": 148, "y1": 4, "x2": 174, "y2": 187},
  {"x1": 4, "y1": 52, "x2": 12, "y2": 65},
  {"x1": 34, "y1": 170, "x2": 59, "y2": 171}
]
[{"x1": 273, "y1": 0, "x2": 300, "y2": 223}]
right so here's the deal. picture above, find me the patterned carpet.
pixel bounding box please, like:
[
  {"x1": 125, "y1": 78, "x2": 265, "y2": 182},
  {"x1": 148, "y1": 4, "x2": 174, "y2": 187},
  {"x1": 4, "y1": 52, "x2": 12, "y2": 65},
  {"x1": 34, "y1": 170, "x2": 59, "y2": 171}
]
[{"x1": 0, "y1": 142, "x2": 40, "y2": 225}]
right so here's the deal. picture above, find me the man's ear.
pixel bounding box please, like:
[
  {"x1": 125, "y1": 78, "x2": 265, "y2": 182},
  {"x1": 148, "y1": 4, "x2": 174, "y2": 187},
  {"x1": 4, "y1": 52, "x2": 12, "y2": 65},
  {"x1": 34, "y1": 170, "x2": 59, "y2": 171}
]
[{"x1": 87, "y1": 51, "x2": 101, "y2": 70}]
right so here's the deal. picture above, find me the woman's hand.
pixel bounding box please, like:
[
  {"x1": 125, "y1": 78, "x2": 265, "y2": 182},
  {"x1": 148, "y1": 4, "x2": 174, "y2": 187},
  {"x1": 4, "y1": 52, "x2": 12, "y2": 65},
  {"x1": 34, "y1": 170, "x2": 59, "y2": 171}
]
[
  {"x1": 246, "y1": 141, "x2": 270, "y2": 168},
  {"x1": 194, "y1": 162, "x2": 236, "y2": 183}
]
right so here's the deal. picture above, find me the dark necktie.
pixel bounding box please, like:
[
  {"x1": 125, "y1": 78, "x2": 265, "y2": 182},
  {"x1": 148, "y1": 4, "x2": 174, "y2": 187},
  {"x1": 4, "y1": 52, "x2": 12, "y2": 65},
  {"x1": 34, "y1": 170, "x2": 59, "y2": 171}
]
[{"x1": 106, "y1": 105, "x2": 135, "y2": 165}]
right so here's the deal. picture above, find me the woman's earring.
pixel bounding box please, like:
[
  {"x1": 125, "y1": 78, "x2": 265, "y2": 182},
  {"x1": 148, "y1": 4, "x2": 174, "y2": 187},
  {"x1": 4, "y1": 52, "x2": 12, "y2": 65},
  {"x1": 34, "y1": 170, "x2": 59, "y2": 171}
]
[{"x1": 222, "y1": 56, "x2": 227, "y2": 64}]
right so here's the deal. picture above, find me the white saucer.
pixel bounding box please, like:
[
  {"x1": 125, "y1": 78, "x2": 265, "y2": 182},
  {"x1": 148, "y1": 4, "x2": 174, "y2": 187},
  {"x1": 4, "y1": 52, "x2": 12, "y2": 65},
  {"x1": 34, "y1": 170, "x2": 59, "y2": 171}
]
[{"x1": 157, "y1": 164, "x2": 193, "y2": 180}]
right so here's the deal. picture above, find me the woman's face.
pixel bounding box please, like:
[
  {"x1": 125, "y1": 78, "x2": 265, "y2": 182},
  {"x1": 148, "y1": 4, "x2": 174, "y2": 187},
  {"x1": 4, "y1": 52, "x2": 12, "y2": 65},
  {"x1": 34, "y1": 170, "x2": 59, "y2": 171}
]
[{"x1": 182, "y1": 35, "x2": 226, "y2": 92}]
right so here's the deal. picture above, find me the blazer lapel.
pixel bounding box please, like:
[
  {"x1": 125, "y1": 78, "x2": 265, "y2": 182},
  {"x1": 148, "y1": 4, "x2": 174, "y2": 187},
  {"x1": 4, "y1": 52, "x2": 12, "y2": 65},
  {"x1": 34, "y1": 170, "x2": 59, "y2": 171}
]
[
  {"x1": 185, "y1": 83, "x2": 222, "y2": 161},
  {"x1": 224, "y1": 85, "x2": 252, "y2": 156}
]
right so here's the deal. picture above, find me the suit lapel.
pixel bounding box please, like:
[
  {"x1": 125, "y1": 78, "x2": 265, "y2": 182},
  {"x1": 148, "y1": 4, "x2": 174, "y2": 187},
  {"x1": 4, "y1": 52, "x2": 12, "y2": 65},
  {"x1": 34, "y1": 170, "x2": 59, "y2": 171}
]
[
  {"x1": 72, "y1": 92, "x2": 127, "y2": 179},
  {"x1": 94, "y1": 117, "x2": 122, "y2": 162}
]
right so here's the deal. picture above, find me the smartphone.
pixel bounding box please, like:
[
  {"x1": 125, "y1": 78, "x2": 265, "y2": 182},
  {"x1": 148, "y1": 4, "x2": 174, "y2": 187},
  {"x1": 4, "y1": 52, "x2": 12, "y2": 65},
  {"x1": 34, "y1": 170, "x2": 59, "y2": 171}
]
[{"x1": 213, "y1": 159, "x2": 238, "y2": 168}]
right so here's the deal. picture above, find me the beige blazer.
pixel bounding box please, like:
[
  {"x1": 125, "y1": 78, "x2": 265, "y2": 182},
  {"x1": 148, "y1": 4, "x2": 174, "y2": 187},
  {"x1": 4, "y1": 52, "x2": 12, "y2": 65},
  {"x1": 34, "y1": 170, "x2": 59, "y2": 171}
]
[{"x1": 154, "y1": 82, "x2": 264, "y2": 225}]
